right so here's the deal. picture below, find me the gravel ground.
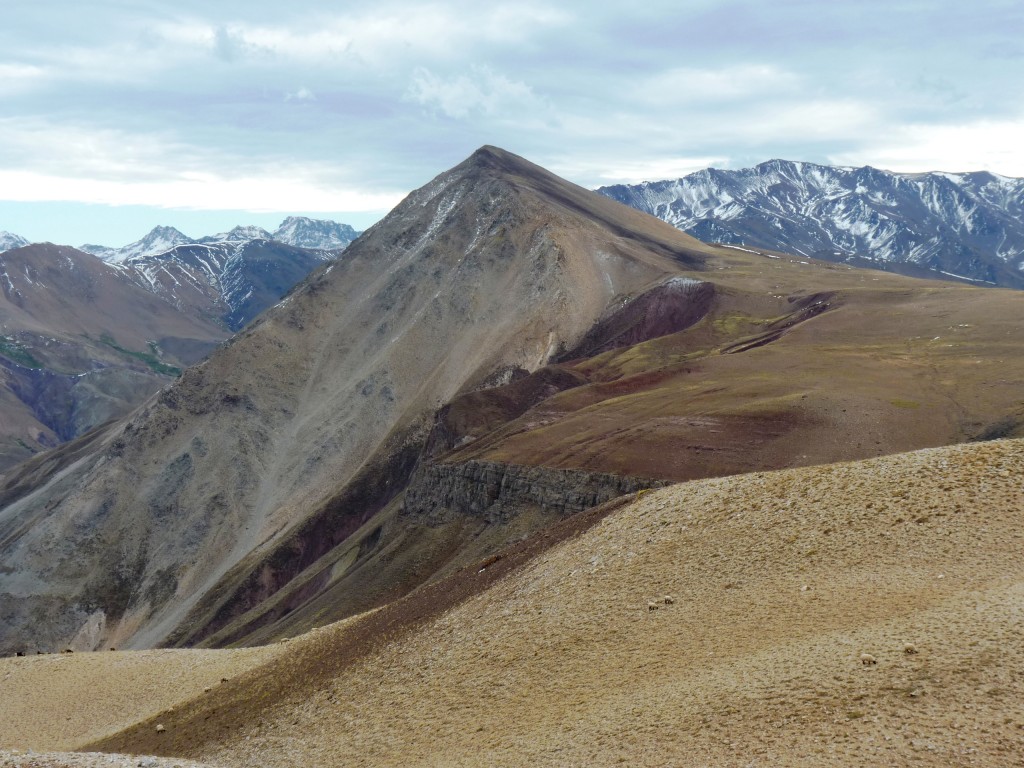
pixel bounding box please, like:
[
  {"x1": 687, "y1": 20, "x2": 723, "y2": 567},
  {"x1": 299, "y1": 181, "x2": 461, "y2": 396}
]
[
  {"x1": 0, "y1": 646, "x2": 280, "y2": 751},
  {"x1": 95, "y1": 438, "x2": 1024, "y2": 767},
  {"x1": 0, "y1": 751, "x2": 217, "y2": 768}
]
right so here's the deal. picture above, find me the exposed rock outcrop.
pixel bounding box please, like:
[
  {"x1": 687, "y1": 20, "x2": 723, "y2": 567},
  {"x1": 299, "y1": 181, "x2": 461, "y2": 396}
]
[
  {"x1": 558, "y1": 276, "x2": 714, "y2": 361},
  {"x1": 403, "y1": 459, "x2": 666, "y2": 525}
]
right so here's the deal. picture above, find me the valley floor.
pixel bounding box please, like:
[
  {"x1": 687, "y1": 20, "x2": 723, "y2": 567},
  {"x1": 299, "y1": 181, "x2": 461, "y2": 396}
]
[{"x1": 4, "y1": 438, "x2": 1024, "y2": 766}]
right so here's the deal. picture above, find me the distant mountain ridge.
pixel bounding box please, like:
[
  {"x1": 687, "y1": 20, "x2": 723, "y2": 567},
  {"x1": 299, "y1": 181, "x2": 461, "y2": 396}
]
[
  {"x1": 0, "y1": 219, "x2": 360, "y2": 469},
  {"x1": 77, "y1": 217, "x2": 360, "y2": 262},
  {"x1": 598, "y1": 160, "x2": 1024, "y2": 288},
  {"x1": 110, "y1": 238, "x2": 338, "y2": 331},
  {"x1": 0, "y1": 243, "x2": 228, "y2": 469}
]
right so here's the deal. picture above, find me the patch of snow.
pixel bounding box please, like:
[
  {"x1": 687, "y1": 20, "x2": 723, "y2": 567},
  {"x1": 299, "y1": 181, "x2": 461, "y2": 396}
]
[
  {"x1": 663, "y1": 276, "x2": 703, "y2": 288},
  {"x1": 939, "y1": 270, "x2": 996, "y2": 285}
]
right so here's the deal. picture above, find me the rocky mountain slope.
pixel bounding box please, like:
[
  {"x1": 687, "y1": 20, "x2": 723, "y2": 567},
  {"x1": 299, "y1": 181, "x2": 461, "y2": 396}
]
[
  {"x1": 4, "y1": 436, "x2": 1024, "y2": 766},
  {"x1": 5, "y1": 146, "x2": 1024, "y2": 663},
  {"x1": 0, "y1": 146, "x2": 697, "y2": 655},
  {"x1": 0, "y1": 244, "x2": 227, "y2": 469},
  {"x1": 0, "y1": 235, "x2": 338, "y2": 470},
  {"x1": 599, "y1": 160, "x2": 1024, "y2": 288}
]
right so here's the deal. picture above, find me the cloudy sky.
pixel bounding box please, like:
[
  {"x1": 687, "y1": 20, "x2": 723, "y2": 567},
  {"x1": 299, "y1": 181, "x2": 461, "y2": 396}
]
[{"x1": 2, "y1": 0, "x2": 1022, "y2": 246}]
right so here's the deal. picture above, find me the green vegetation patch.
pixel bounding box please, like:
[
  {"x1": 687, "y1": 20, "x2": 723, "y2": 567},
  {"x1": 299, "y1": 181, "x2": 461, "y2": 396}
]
[
  {"x1": 0, "y1": 337, "x2": 41, "y2": 368},
  {"x1": 711, "y1": 312, "x2": 763, "y2": 336},
  {"x1": 98, "y1": 333, "x2": 181, "y2": 376}
]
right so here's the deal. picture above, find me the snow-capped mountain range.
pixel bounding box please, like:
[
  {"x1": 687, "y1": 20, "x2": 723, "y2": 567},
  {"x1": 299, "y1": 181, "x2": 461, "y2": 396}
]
[
  {"x1": 109, "y1": 237, "x2": 337, "y2": 330},
  {"x1": 2, "y1": 216, "x2": 361, "y2": 342},
  {"x1": 77, "y1": 217, "x2": 359, "y2": 263},
  {"x1": 1, "y1": 217, "x2": 360, "y2": 331},
  {"x1": 598, "y1": 160, "x2": 1024, "y2": 288}
]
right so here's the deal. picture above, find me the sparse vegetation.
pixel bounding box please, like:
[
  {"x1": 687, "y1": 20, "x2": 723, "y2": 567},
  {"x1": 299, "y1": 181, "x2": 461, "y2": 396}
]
[
  {"x1": 0, "y1": 337, "x2": 41, "y2": 368},
  {"x1": 97, "y1": 334, "x2": 181, "y2": 376}
]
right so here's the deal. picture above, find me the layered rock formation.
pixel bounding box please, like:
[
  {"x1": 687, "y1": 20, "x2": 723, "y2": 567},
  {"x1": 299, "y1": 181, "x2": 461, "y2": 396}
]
[{"x1": 402, "y1": 459, "x2": 665, "y2": 525}]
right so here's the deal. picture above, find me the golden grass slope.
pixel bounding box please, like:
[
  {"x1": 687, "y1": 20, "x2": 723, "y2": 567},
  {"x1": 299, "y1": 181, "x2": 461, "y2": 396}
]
[
  {"x1": 35, "y1": 436, "x2": 1017, "y2": 766},
  {"x1": 0, "y1": 645, "x2": 280, "y2": 751}
]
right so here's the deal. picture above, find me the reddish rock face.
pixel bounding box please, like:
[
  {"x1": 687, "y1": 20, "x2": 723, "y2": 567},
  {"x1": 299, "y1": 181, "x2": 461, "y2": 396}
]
[{"x1": 560, "y1": 277, "x2": 715, "y2": 361}]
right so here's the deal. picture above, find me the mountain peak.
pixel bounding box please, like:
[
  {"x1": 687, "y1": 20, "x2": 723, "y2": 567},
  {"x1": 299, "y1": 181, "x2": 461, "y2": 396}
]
[
  {"x1": 146, "y1": 224, "x2": 190, "y2": 238},
  {"x1": 225, "y1": 225, "x2": 273, "y2": 241},
  {"x1": 461, "y1": 145, "x2": 547, "y2": 178},
  {"x1": 81, "y1": 226, "x2": 195, "y2": 262},
  {"x1": 468, "y1": 144, "x2": 508, "y2": 164},
  {"x1": 273, "y1": 217, "x2": 359, "y2": 249},
  {"x1": 0, "y1": 231, "x2": 30, "y2": 253},
  {"x1": 137, "y1": 225, "x2": 193, "y2": 249}
]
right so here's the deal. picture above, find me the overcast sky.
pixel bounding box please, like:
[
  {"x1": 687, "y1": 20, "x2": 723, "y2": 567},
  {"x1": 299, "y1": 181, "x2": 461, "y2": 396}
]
[{"x1": 2, "y1": 0, "x2": 1022, "y2": 246}]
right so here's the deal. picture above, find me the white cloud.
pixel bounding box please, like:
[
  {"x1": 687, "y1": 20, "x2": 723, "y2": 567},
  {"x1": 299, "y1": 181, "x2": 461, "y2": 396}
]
[
  {"x1": 735, "y1": 99, "x2": 878, "y2": 143},
  {"x1": 830, "y1": 117, "x2": 1024, "y2": 176},
  {"x1": 0, "y1": 64, "x2": 47, "y2": 95},
  {"x1": 212, "y1": 25, "x2": 268, "y2": 62},
  {"x1": 406, "y1": 65, "x2": 544, "y2": 119},
  {"x1": 0, "y1": 168, "x2": 403, "y2": 213},
  {"x1": 285, "y1": 87, "x2": 316, "y2": 102},
  {"x1": 0, "y1": 119, "x2": 199, "y2": 180},
  {"x1": 151, "y1": 5, "x2": 570, "y2": 70},
  {"x1": 635, "y1": 64, "x2": 800, "y2": 104},
  {"x1": 588, "y1": 156, "x2": 730, "y2": 185},
  {"x1": 2, "y1": 0, "x2": 1021, "y2": 232},
  {"x1": 0, "y1": 118, "x2": 402, "y2": 212}
]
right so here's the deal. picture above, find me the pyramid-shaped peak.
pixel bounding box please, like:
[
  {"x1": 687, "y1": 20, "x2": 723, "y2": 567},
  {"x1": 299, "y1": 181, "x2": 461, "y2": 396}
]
[
  {"x1": 146, "y1": 225, "x2": 189, "y2": 238},
  {"x1": 135, "y1": 225, "x2": 193, "y2": 249},
  {"x1": 225, "y1": 225, "x2": 273, "y2": 240},
  {"x1": 460, "y1": 145, "x2": 552, "y2": 178}
]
